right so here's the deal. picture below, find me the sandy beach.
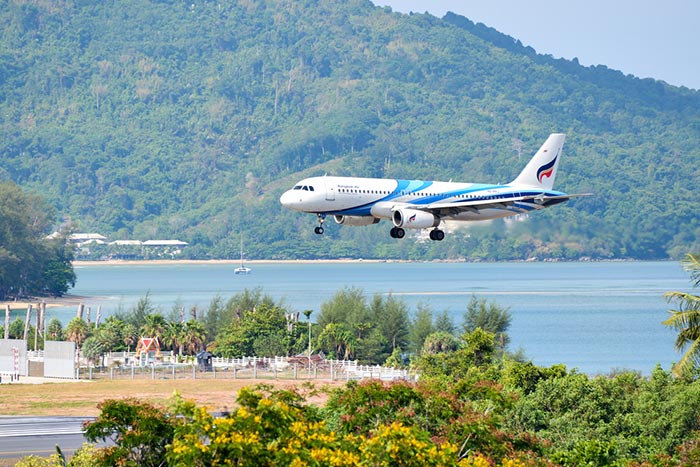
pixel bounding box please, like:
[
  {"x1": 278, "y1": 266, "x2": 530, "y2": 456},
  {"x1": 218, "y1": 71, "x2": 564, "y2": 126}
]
[{"x1": 0, "y1": 295, "x2": 89, "y2": 311}]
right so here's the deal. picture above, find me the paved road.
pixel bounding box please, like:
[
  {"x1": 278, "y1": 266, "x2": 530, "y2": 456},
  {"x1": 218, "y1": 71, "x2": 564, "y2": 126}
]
[{"x1": 0, "y1": 417, "x2": 94, "y2": 460}]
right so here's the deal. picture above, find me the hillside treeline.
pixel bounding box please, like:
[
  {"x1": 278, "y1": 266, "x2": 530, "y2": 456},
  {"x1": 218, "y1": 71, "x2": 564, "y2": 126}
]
[{"x1": 1, "y1": 0, "x2": 699, "y2": 260}]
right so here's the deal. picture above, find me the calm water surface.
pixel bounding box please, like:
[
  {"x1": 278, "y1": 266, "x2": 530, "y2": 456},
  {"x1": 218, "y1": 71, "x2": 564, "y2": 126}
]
[{"x1": 47, "y1": 261, "x2": 691, "y2": 375}]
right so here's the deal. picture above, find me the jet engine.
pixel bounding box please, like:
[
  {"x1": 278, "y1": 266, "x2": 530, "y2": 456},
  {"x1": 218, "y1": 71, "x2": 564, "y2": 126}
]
[
  {"x1": 392, "y1": 209, "x2": 439, "y2": 229},
  {"x1": 334, "y1": 215, "x2": 380, "y2": 226}
]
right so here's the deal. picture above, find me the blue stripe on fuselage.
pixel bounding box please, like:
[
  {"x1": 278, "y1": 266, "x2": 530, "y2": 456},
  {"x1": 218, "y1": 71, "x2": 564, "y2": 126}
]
[{"x1": 324, "y1": 179, "x2": 564, "y2": 216}]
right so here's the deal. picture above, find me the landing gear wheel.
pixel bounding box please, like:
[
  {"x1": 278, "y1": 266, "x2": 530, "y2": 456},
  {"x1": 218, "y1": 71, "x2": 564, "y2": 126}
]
[
  {"x1": 314, "y1": 226, "x2": 324, "y2": 235},
  {"x1": 390, "y1": 227, "x2": 405, "y2": 239},
  {"x1": 429, "y1": 229, "x2": 444, "y2": 241}
]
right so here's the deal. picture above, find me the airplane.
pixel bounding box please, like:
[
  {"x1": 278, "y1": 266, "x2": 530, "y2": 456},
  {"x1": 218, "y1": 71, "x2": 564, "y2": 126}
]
[{"x1": 279, "y1": 133, "x2": 591, "y2": 241}]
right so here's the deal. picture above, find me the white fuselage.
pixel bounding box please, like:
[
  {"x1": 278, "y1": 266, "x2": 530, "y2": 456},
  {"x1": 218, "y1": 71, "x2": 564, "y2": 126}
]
[{"x1": 280, "y1": 175, "x2": 561, "y2": 222}]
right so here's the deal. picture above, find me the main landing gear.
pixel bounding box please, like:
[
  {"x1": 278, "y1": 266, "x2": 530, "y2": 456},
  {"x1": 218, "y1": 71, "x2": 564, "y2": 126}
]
[
  {"x1": 390, "y1": 227, "x2": 444, "y2": 240},
  {"x1": 314, "y1": 213, "x2": 325, "y2": 235},
  {"x1": 390, "y1": 227, "x2": 405, "y2": 239},
  {"x1": 429, "y1": 229, "x2": 445, "y2": 241}
]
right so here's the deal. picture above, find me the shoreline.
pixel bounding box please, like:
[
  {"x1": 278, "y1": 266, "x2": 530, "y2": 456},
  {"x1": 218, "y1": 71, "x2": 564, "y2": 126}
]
[
  {"x1": 71, "y1": 257, "x2": 648, "y2": 267},
  {"x1": 72, "y1": 258, "x2": 393, "y2": 266}
]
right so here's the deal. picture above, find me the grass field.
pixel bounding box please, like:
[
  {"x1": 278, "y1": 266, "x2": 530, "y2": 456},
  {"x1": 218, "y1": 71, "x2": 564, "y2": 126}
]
[
  {"x1": 0, "y1": 378, "x2": 344, "y2": 466},
  {"x1": 0, "y1": 378, "x2": 342, "y2": 416}
]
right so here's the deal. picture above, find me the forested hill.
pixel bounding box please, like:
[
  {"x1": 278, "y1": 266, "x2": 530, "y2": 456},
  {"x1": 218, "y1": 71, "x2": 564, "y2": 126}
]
[{"x1": 2, "y1": 0, "x2": 699, "y2": 261}]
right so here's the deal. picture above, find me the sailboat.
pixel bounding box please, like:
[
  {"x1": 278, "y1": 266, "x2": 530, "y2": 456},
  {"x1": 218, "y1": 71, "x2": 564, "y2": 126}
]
[{"x1": 234, "y1": 235, "x2": 251, "y2": 275}]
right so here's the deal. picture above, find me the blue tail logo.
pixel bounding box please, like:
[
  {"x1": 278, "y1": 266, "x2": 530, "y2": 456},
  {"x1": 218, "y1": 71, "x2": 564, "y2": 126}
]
[{"x1": 537, "y1": 156, "x2": 557, "y2": 183}]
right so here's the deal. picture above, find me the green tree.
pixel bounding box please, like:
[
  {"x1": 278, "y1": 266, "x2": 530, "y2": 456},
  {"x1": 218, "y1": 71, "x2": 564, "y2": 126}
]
[
  {"x1": 8, "y1": 317, "x2": 26, "y2": 340},
  {"x1": 162, "y1": 321, "x2": 184, "y2": 355},
  {"x1": 371, "y1": 294, "x2": 410, "y2": 352},
  {"x1": 317, "y1": 323, "x2": 356, "y2": 360},
  {"x1": 182, "y1": 319, "x2": 206, "y2": 355},
  {"x1": 421, "y1": 331, "x2": 459, "y2": 354},
  {"x1": 82, "y1": 336, "x2": 104, "y2": 367},
  {"x1": 409, "y1": 304, "x2": 434, "y2": 353},
  {"x1": 40, "y1": 236, "x2": 76, "y2": 297},
  {"x1": 124, "y1": 293, "x2": 155, "y2": 329},
  {"x1": 0, "y1": 182, "x2": 75, "y2": 299},
  {"x1": 140, "y1": 313, "x2": 166, "y2": 342},
  {"x1": 122, "y1": 323, "x2": 139, "y2": 352},
  {"x1": 463, "y1": 295, "x2": 512, "y2": 348},
  {"x1": 433, "y1": 310, "x2": 455, "y2": 334},
  {"x1": 94, "y1": 317, "x2": 124, "y2": 351},
  {"x1": 203, "y1": 294, "x2": 225, "y2": 341},
  {"x1": 664, "y1": 253, "x2": 700, "y2": 377},
  {"x1": 215, "y1": 303, "x2": 291, "y2": 357},
  {"x1": 412, "y1": 329, "x2": 498, "y2": 381},
  {"x1": 84, "y1": 398, "x2": 174, "y2": 467},
  {"x1": 318, "y1": 287, "x2": 368, "y2": 329},
  {"x1": 65, "y1": 317, "x2": 88, "y2": 349},
  {"x1": 46, "y1": 317, "x2": 63, "y2": 341}
]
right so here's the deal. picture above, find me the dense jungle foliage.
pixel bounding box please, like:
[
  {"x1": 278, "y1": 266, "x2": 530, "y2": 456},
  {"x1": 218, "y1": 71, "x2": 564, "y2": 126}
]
[{"x1": 1, "y1": 0, "x2": 699, "y2": 260}]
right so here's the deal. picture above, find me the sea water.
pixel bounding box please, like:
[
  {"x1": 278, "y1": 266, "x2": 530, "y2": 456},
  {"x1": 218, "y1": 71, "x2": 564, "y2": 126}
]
[{"x1": 45, "y1": 261, "x2": 691, "y2": 375}]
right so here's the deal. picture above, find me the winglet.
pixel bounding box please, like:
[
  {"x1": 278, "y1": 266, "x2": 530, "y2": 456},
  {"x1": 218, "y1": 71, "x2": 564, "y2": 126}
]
[{"x1": 509, "y1": 133, "x2": 566, "y2": 190}]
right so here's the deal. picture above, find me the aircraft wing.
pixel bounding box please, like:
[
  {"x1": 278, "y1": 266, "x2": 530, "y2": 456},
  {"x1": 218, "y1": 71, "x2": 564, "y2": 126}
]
[{"x1": 415, "y1": 192, "x2": 593, "y2": 213}]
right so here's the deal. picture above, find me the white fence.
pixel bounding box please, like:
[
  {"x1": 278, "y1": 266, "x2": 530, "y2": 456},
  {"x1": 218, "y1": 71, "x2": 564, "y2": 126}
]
[{"x1": 77, "y1": 353, "x2": 414, "y2": 383}]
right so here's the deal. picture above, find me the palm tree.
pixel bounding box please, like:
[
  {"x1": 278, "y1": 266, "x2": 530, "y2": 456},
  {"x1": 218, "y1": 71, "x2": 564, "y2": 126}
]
[
  {"x1": 141, "y1": 313, "x2": 166, "y2": 341},
  {"x1": 122, "y1": 323, "x2": 138, "y2": 352},
  {"x1": 46, "y1": 318, "x2": 64, "y2": 341},
  {"x1": 663, "y1": 253, "x2": 700, "y2": 377},
  {"x1": 82, "y1": 336, "x2": 104, "y2": 367},
  {"x1": 183, "y1": 320, "x2": 207, "y2": 355},
  {"x1": 163, "y1": 321, "x2": 185, "y2": 356},
  {"x1": 65, "y1": 317, "x2": 88, "y2": 349},
  {"x1": 318, "y1": 323, "x2": 356, "y2": 360}
]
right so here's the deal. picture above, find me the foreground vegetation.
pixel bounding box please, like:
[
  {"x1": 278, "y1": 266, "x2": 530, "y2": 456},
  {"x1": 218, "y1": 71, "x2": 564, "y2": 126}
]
[
  {"x1": 14, "y1": 255, "x2": 700, "y2": 465},
  {"x1": 17, "y1": 347, "x2": 700, "y2": 466}
]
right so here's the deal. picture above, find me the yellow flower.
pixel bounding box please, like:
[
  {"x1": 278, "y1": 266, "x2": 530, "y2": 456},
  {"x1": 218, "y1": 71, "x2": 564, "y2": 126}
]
[
  {"x1": 500, "y1": 459, "x2": 526, "y2": 467},
  {"x1": 461, "y1": 453, "x2": 490, "y2": 467}
]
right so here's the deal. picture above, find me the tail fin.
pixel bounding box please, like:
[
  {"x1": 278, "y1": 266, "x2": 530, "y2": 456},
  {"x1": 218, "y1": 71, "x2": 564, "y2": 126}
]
[{"x1": 509, "y1": 133, "x2": 566, "y2": 190}]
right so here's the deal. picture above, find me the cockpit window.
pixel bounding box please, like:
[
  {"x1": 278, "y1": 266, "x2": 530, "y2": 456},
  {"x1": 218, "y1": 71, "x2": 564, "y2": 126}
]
[{"x1": 293, "y1": 185, "x2": 315, "y2": 191}]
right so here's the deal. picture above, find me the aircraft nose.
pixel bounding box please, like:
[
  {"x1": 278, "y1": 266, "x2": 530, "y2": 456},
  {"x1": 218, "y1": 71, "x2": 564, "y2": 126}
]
[{"x1": 279, "y1": 190, "x2": 301, "y2": 210}]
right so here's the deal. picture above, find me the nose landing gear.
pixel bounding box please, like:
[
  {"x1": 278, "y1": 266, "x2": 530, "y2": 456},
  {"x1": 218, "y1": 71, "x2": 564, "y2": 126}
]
[{"x1": 314, "y1": 214, "x2": 326, "y2": 235}]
